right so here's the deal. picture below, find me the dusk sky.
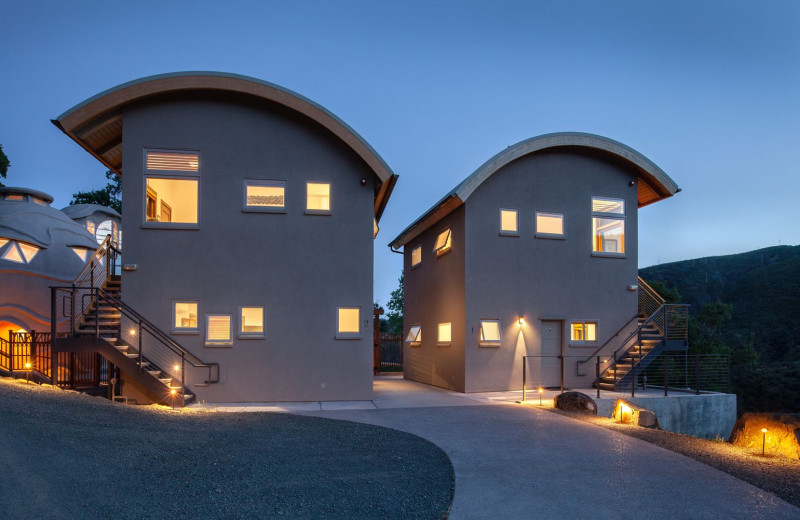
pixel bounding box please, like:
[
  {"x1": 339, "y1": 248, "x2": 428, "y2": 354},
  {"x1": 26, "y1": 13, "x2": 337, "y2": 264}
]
[{"x1": 1, "y1": 1, "x2": 798, "y2": 306}]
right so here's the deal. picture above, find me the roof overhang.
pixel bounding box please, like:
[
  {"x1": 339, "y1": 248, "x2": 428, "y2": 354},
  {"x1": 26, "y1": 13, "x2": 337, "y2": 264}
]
[
  {"x1": 390, "y1": 132, "x2": 680, "y2": 250},
  {"x1": 53, "y1": 71, "x2": 397, "y2": 221}
]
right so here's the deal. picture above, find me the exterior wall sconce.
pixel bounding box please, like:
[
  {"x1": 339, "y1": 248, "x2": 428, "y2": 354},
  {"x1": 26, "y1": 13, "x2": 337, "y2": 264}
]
[
  {"x1": 628, "y1": 285, "x2": 638, "y2": 291},
  {"x1": 129, "y1": 328, "x2": 137, "y2": 336},
  {"x1": 518, "y1": 317, "x2": 525, "y2": 326}
]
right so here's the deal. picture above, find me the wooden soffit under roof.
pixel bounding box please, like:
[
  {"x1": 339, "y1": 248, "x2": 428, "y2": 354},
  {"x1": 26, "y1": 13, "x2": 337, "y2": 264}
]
[
  {"x1": 390, "y1": 132, "x2": 680, "y2": 250},
  {"x1": 53, "y1": 72, "x2": 397, "y2": 221}
]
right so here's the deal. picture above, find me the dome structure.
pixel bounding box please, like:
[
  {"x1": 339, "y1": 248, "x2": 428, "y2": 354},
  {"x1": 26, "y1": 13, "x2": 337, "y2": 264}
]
[
  {"x1": 61, "y1": 203, "x2": 121, "y2": 247},
  {"x1": 0, "y1": 187, "x2": 98, "y2": 333}
]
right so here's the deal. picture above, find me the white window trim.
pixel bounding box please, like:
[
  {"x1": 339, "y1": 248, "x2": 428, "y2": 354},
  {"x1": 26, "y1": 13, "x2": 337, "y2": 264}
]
[
  {"x1": 205, "y1": 314, "x2": 234, "y2": 346},
  {"x1": 591, "y1": 196, "x2": 626, "y2": 257},
  {"x1": 172, "y1": 300, "x2": 200, "y2": 334},
  {"x1": 479, "y1": 319, "x2": 502, "y2": 347},
  {"x1": 143, "y1": 149, "x2": 200, "y2": 176},
  {"x1": 305, "y1": 181, "x2": 332, "y2": 215},
  {"x1": 142, "y1": 173, "x2": 201, "y2": 230},
  {"x1": 535, "y1": 211, "x2": 566, "y2": 240},
  {"x1": 569, "y1": 320, "x2": 599, "y2": 346},
  {"x1": 437, "y1": 322, "x2": 452, "y2": 346},
  {"x1": 433, "y1": 227, "x2": 452, "y2": 257},
  {"x1": 335, "y1": 306, "x2": 362, "y2": 339},
  {"x1": 499, "y1": 208, "x2": 519, "y2": 237},
  {"x1": 238, "y1": 305, "x2": 265, "y2": 339},
  {"x1": 242, "y1": 179, "x2": 287, "y2": 214},
  {"x1": 410, "y1": 245, "x2": 422, "y2": 269},
  {"x1": 406, "y1": 324, "x2": 422, "y2": 346}
]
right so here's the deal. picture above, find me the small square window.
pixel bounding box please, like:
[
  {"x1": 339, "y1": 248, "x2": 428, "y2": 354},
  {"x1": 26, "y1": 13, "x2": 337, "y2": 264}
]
[
  {"x1": 433, "y1": 228, "x2": 452, "y2": 256},
  {"x1": 173, "y1": 301, "x2": 199, "y2": 333},
  {"x1": 206, "y1": 314, "x2": 233, "y2": 345},
  {"x1": 438, "y1": 322, "x2": 452, "y2": 345},
  {"x1": 145, "y1": 178, "x2": 199, "y2": 224},
  {"x1": 306, "y1": 182, "x2": 331, "y2": 213},
  {"x1": 406, "y1": 325, "x2": 422, "y2": 345},
  {"x1": 536, "y1": 212, "x2": 565, "y2": 237},
  {"x1": 479, "y1": 320, "x2": 501, "y2": 346},
  {"x1": 244, "y1": 180, "x2": 286, "y2": 212},
  {"x1": 239, "y1": 306, "x2": 265, "y2": 338},
  {"x1": 500, "y1": 209, "x2": 518, "y2": 236},
  {"x1": 411, "y1": 246, "x2": 422, "y2": 267},
  {"x1": 336, "y1": 307, "x2": 361, "y2": 338},
  {"x1": 570, "y1": 321, "x2": 597, "y2": 344}
]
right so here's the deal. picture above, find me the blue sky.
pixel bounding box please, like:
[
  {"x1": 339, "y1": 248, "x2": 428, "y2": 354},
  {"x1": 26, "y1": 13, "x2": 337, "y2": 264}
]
[{"x1": 1, "y1": 1, "x2": 798, "y2": 306}]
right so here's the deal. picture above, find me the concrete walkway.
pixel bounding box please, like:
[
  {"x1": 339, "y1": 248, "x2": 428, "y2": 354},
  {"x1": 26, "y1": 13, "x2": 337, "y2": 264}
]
[{"x1": 193, "y1": 376, "x2": 800, "y2": 519}]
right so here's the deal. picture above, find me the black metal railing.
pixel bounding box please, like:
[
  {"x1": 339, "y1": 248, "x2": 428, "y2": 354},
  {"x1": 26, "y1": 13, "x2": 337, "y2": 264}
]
[
  {"x1": 638, "y1": 276, "x2": 665, "y2": 319},
  {"x1": 379, "y1": 333, "x2": 403, "y2": 369}
]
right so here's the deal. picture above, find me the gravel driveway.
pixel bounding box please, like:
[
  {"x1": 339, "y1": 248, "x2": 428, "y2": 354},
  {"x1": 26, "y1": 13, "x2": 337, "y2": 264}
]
[{"x1": 0, "y1": 378, "x2": 453, "y2": 520}]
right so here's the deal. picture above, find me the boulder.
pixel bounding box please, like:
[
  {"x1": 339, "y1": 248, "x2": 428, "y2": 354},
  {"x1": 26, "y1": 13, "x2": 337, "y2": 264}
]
[
  {"x1": 554, "y1": 391, "x2": 597, "y2": 414},
  {"x1": 729, "y1": 413, "x2": 800, "y2": 459},
  {"x1": 613, "y1": 399, "x2": 659, "y2": 429}
]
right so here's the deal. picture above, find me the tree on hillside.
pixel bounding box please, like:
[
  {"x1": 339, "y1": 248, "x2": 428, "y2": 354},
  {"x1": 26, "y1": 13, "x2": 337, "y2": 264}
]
[
  {"x1": 70, "y1": 171, "x2": 121, "y2": 213},
  {"x1": 386, "y1": 273, "x2": 404, "y2": 335},
  {"x1": 0, "y1": 144, "x2": 10, "y2": 187}
]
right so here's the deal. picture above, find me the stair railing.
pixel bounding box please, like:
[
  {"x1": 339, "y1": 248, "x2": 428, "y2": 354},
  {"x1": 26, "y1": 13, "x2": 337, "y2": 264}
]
[
  {"x1": 638, "y1": 276, "x2": 665, "y2": 319},
  {"x1": 70, "y1": 235, "x2": 119, "y2": 335},
  {"x1": 575, "y1": 314, "x2": 638, "y2": 376}
]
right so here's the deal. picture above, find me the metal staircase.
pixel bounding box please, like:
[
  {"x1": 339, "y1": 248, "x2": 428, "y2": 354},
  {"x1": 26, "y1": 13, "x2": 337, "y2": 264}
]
[
  {"x1": 51, "y1": 237, "x2": 219, "y2": 406},
  {"x1": 580, "y1": 277, "x2": 689, "y2": 392}
]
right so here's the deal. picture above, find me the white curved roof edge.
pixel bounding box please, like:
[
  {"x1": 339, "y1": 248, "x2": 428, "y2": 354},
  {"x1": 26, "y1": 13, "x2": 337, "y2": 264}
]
[
  {"x1": 390, "y1": 132, "x2": 679, "y2": 249},
  {"x1": 55, "y1": 71, "x2": 396, "y2": 185}
]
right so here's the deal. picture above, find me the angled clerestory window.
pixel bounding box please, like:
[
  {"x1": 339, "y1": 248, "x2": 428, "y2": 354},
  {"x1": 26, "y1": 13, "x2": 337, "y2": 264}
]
[
  {"x1": 406, "y1": 325, "x2": 422, "y2": 346},
  {"x1": 479, "y1": 320, "x2": 502, "y2": 346},
  {"x1": 433, "y1": 228, "x2": 452, "y2": 256}
]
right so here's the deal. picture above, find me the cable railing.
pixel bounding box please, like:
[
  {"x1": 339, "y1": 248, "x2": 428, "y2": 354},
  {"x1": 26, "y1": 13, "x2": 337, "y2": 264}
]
[{"x1": 638, "y1": 276, "x2": 665, "y2": 319}]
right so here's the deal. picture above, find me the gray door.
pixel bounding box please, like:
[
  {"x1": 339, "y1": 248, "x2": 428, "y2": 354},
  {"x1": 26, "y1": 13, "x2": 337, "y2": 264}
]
[{"x1": 540, "y1": 321, "x2": 562, "y2": 388}]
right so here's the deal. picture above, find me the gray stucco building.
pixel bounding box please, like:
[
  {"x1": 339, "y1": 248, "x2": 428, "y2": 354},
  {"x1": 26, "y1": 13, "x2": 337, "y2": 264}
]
[
  {"x1": 54, "y1": 72, "x2": 397, "y2": 402},
  {"x1": 390, "y1": 133, "x2": 679, "y2": 392}
]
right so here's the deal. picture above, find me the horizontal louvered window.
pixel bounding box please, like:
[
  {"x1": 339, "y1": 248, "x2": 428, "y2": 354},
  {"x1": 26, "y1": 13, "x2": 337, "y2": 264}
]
[
  {"x1": 206, "y1": 314, "x2": 232, "y2": 344},
  {"x1": 146, "y1": 151, "x2": 199, "y2": 172},
  {"x1": 592, "y1": 197, "x2": 624, "y2": 215}
]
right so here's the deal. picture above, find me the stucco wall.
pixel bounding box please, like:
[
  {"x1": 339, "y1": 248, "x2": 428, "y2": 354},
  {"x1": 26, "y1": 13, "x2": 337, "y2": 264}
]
[
  {"x1": 403, "y1": 206, "x2": 466, "y2": 392},
  {"x1": 463, "y1": 149, "x2": 640, "y2": 392},
  {"x1": 120, "y1": 96, "x2": 376, "y2": 402}
]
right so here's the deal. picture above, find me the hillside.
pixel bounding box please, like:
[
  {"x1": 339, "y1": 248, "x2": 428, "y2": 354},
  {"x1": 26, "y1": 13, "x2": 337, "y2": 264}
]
[{"x1": 640, "y1": 245, "x2": 800, "y2": 363}]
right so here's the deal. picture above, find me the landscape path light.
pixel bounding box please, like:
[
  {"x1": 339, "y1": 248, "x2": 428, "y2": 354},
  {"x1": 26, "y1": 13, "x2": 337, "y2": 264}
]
[
  {"x1": 761, "y1": 428, "x2": 768, "y2": 456},
  {"x1": 538, "y1": 386, "x2": 543, "y2": 406},
  {"x1": 25, "y1": 361, "x2": 31, "y2": 383}
]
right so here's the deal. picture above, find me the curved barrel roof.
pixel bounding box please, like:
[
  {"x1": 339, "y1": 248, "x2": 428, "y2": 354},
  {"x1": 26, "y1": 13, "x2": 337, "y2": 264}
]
[
  {"x1": 390, "y1": 132, "x2": 680, "y2": 249},
  {"x1": 53, "y1": 72, "x2": 397, "y2": 220}
]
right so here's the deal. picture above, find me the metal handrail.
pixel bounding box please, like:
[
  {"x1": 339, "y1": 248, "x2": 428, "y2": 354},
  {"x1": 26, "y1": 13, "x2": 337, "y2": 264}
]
[
  {"x1": 576, "y1": 314, "x2": 638, "y2": 375},
  {"x1": 637, "y1": 276, "x2": 665, "y2": 319}
]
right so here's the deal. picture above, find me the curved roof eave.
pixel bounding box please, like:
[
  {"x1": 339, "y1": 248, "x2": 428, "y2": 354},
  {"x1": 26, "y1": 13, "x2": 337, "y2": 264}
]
[
  {"x1": 390, "y1": 132, "x2": 680, "y2": 249},
  {"x1": 53, "y1": 72, "x2": 397, "y2": 220}
]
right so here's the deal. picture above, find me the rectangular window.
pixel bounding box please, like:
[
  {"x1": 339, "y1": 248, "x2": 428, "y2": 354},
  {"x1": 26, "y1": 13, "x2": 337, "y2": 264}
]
[
  {"x1": 570, "y1": 321, "x2": 597, "y2": 344},
  {"x1": 86, "y1": 221, "x2": 95, "y2": 234},
  {"x1": 406, "y1": 325, "x2": 422, "y2": 345},
  {"x1": 433, "y1": 228, "x2": 452, "y2": 256},
  {"x1": 306, "y1": 182, "x2": 331, "y2": 213},
  {"x1": 206, "y1": 314, "x2": 233, "y2": 345},
  {"x1": 244, "y1": 180, "x2": 286, "y2": 212},
  {"x1": 500, "y1": 209, "x2": 519, "y2": 236},
  {"x1": 173, "y1": 301, "x2": 199, "y2": 333},
  {"x1": 146, "y1": 150, "x2": 199, "y2": 172},
  {"x1": 438, "y1": 322, "x2": 452, "y2": 345},
  {"x1": 239, "y1": 306, "x2": 265, "y2": 338},
  {"x1": 536, "y1": 212, "x2": 565, "y2": 237},
  {"x1": 336, "y1": 307, "x2": 360, "y2": 338},
  {"x1": 592, "y1": 197, "x2": 625, "y2": 254},
  {"x1": 479, "y1": 320, "x2": 501, "y2": 346},
  {"x1": 411, "y1": 246, "x2": 422, "y2": 267},
  {"x1": 145, "y1": 178, "x2": 198, "y2": 224}
]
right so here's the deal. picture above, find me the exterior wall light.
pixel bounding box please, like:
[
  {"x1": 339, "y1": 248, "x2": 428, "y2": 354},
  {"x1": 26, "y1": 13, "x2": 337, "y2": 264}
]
[
  {"x1": 173, "y1": 364, "x2": 180, "y2": 372},
  {"x1": 518, "y1": 317, "x2": 525, "y2": 326},
  {"x1": 129, "y1": 328, "x2": 137, "y2": 336}
]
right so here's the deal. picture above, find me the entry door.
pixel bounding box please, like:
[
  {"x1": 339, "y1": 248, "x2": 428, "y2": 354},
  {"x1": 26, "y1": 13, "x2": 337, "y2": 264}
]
[{"x1": 540, "y1": 321, "x2": 562, "y2": 388}]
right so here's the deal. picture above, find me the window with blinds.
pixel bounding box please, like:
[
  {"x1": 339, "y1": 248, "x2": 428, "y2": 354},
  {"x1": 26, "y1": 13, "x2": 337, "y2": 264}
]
[
  {"x1": 206, "y1": 315, "x2": 232, "y2": 345},
  {"x1": 146, "y1": 151, "x2": 199, "y2": 172}
]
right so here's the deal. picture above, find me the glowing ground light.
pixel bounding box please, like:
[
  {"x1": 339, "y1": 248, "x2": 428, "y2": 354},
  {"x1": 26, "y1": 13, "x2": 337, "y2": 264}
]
[
  {"x1": 761, "y1": 428, "x2": 768, "y2": 456},
  {"x1": 538, "y1": 386, "x2": 544, "y2": 405}
]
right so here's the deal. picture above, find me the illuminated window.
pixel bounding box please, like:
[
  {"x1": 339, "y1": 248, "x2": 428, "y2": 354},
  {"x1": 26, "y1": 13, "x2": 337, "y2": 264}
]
[
  {"x1": 71, "y1": 247, "x2": 92, "y2": 262},
  {"x1": 172, "y1": 301, "x2": 199, "y2": 333},
  {"x1": 536, "y1": 212, "x2": 564, "y2": 237},
  {"x1": 86, "y1": 221, "x2": 95, "y2": 235},
  {"x1": 438, "y1": 322, "x2": 452, "y2": 345},
  {"x1": 373, "y1": 218, "x2": 379, "y2": 239},
  {"x1": 206, "y1": 314, "x2": 232, "y2": 345},
  {"x1": 411, "y1": 246, "x2": 422, "y2": 267},
  {"x1": 336, "y1": 307, "x2": 361, "y2": 338},
  {"x1": 145, "y1": 149, "x2": 199, "y2": 226},
  {"x1": 239, "y1": 306, "x2": 264, "y2": 338},
  {"x1": 433, "y1": 228, "x2": 452, "y2": 256},
  {"x1": 32, "y1": 197, "x2": 47, "y2": 205},
  {"x1": 146, "y1": 150, "x2": 199, "y2": 172},
  {"x1": 6, "y1": 194, "x2": 23, "y2": 201},
  {"x1": 244, "y1": 180, "x2": 286, "y2": 212},
  {"x1": 500, "y1": 209, "x2": 518, "y2": 236},
  {"x1": 306, "y1": 182, "x2": 331, "y2": 213},
  {"x1": 592, "y1": 197, "x2": 625, "y2": 254},
  {"x1": 0, "y1": 240, "x2": 40, "y2": 264},
  {"x1": 479, "y1": 320, "x2": 501, "y2": 346},
  {"x1": 406, "y1": 325, "x2": 422, "y2": 345},
  {"x1": 570, "y1": 321, "x2": 597, "y2": 344}
]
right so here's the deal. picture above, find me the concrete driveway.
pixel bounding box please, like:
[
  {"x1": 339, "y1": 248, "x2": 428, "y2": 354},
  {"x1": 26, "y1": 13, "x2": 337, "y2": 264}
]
[{"x1": 296, "y1": 378, "x2": 799, "y2": 520}]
